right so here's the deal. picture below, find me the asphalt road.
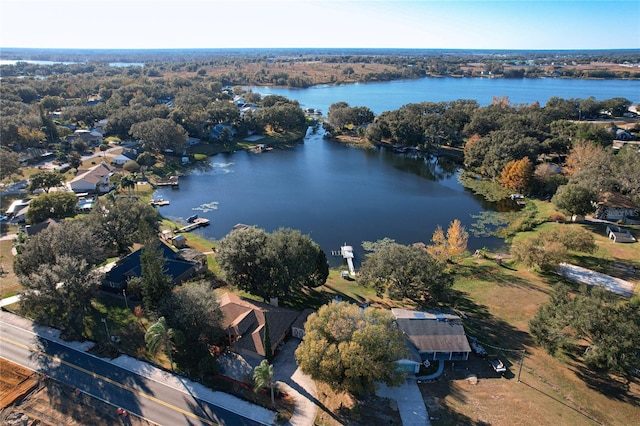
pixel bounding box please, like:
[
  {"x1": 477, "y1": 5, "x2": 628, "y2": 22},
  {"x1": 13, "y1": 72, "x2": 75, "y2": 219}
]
[{"x1": 0, "y1": 320, "x2": 266, "y2": 426}]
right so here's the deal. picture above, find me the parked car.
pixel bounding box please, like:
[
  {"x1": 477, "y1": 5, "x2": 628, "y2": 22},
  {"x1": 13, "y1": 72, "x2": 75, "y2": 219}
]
[{"x1": 488, "y1": 356, "x2": 506, "y2": 374}]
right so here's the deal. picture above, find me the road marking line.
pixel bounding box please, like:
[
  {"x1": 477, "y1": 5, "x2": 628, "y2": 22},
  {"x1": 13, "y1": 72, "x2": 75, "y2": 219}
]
[{"x1": 0, "y1": 335, "x2": 219, "y2": 426}]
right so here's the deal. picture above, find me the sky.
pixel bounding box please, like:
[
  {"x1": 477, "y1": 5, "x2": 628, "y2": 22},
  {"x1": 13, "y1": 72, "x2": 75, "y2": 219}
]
[{"x1": 1, "y1": 0, "x2": 639, "y2": 50}]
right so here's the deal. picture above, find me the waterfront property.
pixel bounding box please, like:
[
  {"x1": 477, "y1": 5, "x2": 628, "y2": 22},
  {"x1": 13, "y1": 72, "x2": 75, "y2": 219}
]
[
  {"x1": 102, "y1": 240, "x2": 207, "y2": 291},
  {"x1": 68, "y1": 162, "x2": 114, "y2": 193},
  {"x1": 392, "y1": 308, "x2": 472, "y2": 372},
  {"x1": 219, "y1": 293, "x2": 306, "y2": 360}
]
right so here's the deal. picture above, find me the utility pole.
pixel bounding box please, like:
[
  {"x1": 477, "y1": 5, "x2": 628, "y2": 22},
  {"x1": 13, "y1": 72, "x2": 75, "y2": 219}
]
[
  {"x1": 123, "y1": 289, "x2": 128, "y2": 309},
  {"x1": 517, "y1": 349, "x2": 525, "y2": 383}
]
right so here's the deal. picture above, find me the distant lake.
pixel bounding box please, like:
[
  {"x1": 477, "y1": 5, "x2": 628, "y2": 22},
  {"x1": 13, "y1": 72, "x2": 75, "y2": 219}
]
[
  {"x1": 156, "y1": 77, "x2": 639, "y2": 265},
  {"x1": 249, "y1": 77, "x2": 640, "y2": 113}
]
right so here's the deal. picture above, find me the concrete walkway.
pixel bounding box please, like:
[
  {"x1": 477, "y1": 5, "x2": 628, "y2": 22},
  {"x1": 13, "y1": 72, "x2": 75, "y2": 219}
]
[
  {"x1": 376, "y1": 376, "x2": 430, "y2": 426},
  {"x1": 272, "y1": 339, "x2": 318, "y2": 426}
]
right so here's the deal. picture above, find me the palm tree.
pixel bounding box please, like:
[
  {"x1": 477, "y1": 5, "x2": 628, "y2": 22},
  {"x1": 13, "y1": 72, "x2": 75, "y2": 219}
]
[
  {"x1": 253, "y1": 359, "x2": 275, "y2": 408},
  {"x1": 119, "y1": 174, "x2": 135, "y2": 195},
  {"x1": 145, "y1": 316, "x2": 176, "y2": 371}
]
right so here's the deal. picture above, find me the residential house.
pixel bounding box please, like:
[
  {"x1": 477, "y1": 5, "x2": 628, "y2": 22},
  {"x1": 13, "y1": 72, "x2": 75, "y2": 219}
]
[
  {"x1": 68, "y1": 162, "x2": 114, "y2": 193},
  {"x1": 219, "y1": 293, "x2": 303, "y2": 361},
  {"x1": 110, "y1": 151, "x2": 137, "y2": 166},
  {"x1": 74, "y1": 129, "x2": 103, "y2": 146},
  {"x1": 102, "y1": 241, "x2": 207, "y2": 292},
  {"x1": 595, "y1": 191, "x2": 640, "y2": 222},
  {"x1": 5, "y1": 199, "x2": 31, "y2": 217},
  {"x1": 392, "y1": 308, "x2": 472, "y2": 373},
  {"x1": 210, "y1": 123, "x2": 236, "y2": 140},
  {"x1": 24, "y1": 218, "x2": 59, "y2": 237}
]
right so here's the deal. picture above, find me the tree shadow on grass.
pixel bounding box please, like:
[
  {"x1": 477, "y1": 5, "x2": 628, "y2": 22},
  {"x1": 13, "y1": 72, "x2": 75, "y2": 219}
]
[
  {"x1": 569, "y1": 363, "x2": 640, "y2": 406},
  {"x1": 455, "y1": 262, "x2": 551, "y2": 295},
  {"x1": 447, "y1": 289, "x2": 534, "y2": 380},
  {"x1": 418, "y1": 377, "x2": 490, "y2": 425}
]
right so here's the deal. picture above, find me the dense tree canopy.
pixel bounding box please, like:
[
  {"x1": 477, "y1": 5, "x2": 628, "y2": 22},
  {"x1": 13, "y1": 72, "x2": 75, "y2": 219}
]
[
  {"x1": 295, "y1": 301, "x2": 408, "y2": 394},
  {"x1": 88, "y1": 197, "x2": 159, "y2": 254},
  {"x1": 530, "y1": 286, "x2": 640, "y2": 375},
  {"x1": 552, "y1": 184, "x2": 597, "y2": 217},
  {"x1": 26, "y1": 191, "x2": 79, "y2": 224},
  {"x1": 359, "y1": 241, "x2": 453, "y2": 305},
  {"x1": 216, "y1": 227, "x2": 328, "y2": 301},
  {"x1": 14, "y1": 218, "x2": 107, "y2": 277},
  {"x1": 19, "y1": 256, "x2": 101, "y2": 335},
  {"x1": 159, "y1": 281, "x2": 224, "y2": 377},
  {"x1": 0, "y1": 148, "x2": 21, "y2": 179},
  {"x1": 129, "y1": 117, "x2": 188, "y2": 153}
]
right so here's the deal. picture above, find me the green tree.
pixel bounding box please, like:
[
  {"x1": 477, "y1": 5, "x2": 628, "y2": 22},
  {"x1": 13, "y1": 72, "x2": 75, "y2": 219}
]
[
  {"x1": 28, "y1": 170, "x2": 63, "y2": 193},
  {"x1": 68, "y1": 152, "x2": 82, "y2": 172},
  {"x1": 0, "y1": 148, "x2": 21, "y2": 180},
  {"x1": 295, "y1": 301, "x2": 408, "y2": 394},
  {"x1": 359, "y1": 241, "x2": 452, "y2": 305},
  {"x1": 263, "y1": 316, "x2": 273, "y2": 363},
  {"x1": 145, "y1": 316, "x2": 177, "y2": 371},
  {"x1": 88, "y1": 197, "x2": 159, "y2": 253},
  {"x1": 530, "y1": 286, "x2": 640, "y2": 375},
  {"x1": 14, "y1": 218, "x2": 107, "y2": 277},
  {"x1": 253, "y1": 360, "x2": 275, "y2": 408},
  {"x1": 552, "y1": 184, "x2": 596, "y2": 217},
  {"x1": 159, "y1": 282, "x2": 223, "y2": 377},
  {"x1": 216, "y1": 227, "x2": 328, "y2": 302},
  {"x1": 139, "y1": 242, "x2": 173, "y2": 313},
  {"x1": 130, "y1": 118, "x2": 188, "y2": 154},
  {"x1": 99, "y1": 143, "x2": 109, "y2": 158},
  {"x1": 510, "y1": 225, "x2": 595, "y2": 271},
  {"x1": 19, "y1": 256, "x2": 100, "y2": 336},
  {"x1": 26, "y1": 191, "x2": 78, "y2": 224}
]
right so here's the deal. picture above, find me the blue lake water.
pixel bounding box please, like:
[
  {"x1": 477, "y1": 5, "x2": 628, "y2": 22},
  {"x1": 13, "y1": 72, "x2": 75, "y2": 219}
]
[
  {"x1": 155, "y1": 129, "x2": 505, "y2": 264},
  {"x1": 249, "y1": 77, "x2": 640, "y2": 113},
  {"x1": 156, "y1": 77, "x2": 640, "y2": 264}
]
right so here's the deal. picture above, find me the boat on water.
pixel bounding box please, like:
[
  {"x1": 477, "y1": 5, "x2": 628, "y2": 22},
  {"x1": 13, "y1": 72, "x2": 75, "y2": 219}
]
[{"x1": 186, "y1": 214, "x2": 198, "y2": 223}]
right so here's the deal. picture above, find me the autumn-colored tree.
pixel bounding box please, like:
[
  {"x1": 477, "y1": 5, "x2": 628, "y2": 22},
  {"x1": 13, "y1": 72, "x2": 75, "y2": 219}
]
[
  {"x1": 446, "y1": 219, "x2": 469, "y2": 258},
  {"x1": 565, "y1": 140, "x2": 603, "y2": 176},
  {"x1": 463, "y1": 133, "x2": 481, "y2": 162},
  {"x1": 428, "y1": 220, "x2": 468, "y2": 262},
  {"x1": 499, "y1": 157, "x2": 534, "y2": 193},
  {"x1": 427, "y1": 225, "x2": 448, "y2": 263}
]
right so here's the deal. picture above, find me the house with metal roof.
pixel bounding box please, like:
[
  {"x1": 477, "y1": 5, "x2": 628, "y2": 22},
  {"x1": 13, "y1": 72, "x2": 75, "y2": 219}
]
[{"x1": 392, "y1": 308, "x2": 472, "y2": 367}]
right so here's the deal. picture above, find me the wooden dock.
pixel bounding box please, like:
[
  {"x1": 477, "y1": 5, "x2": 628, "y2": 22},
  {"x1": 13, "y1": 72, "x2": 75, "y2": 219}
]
[
  {"x1": 156, "y1": 175, "x2": 179, "y2": 187},
  {"x1": 176, "y1": 218, "x2": 210, "y2": 233}
]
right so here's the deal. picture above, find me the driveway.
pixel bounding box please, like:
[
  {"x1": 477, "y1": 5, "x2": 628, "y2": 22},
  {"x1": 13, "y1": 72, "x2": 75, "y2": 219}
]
[
  {"x1": 376, "y1": 376, "x2": 430, "y2": 426},
  {"x1": 272, "y1": 339, "x2": 318, "y2": 426}
]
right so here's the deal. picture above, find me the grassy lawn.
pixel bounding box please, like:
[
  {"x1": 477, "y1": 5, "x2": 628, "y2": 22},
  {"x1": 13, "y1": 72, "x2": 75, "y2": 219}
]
[{"x1": 420, "y1": 210, "x2": 640, "y2": 425}]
